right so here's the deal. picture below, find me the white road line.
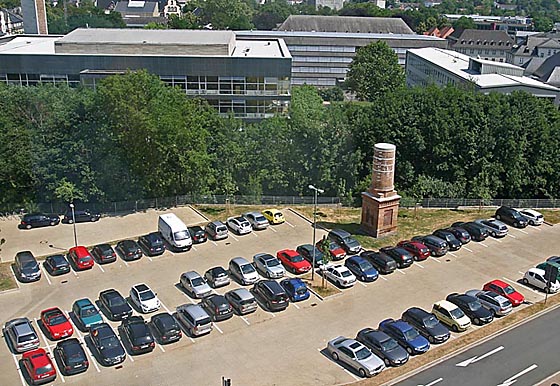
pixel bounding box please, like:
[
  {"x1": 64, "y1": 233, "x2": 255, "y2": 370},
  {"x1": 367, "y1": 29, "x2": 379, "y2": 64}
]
[
  {"x1": 9, "y1": 266, "x2": 21, "y2": 289},
  {"x1": 230, "y1": 234, "x2": 239, "y2": 242},
  {"x1": 97, "y1": 264, "x2": 105, "y2": 273},
  {"x1": 379, "y1": 275, "x2": 388, "y2": 281},
  {"x1": 252, "y1": 232, "x2": 258, "y2": 238},
  {"x1": 160, "y1": 300, "x2": 172, "y2": 314},
  {"x1": 72, "y1": 269, "x2": 79, "y2": 277},
  {"x1": 533, "y1": 226, "x2": 542, "y2": 231},
  {"x1": 359, "y1": 281, "x2": 367, "y2": 287},
  {"x1": 422, "y1": 377, "x2": 444, "y2": 386},
  {"x1": 429, "y1": 257, "x2": 442, "y2": 263},
  {"x1": 415, "y1": 263, "x2": 425, "y2": 269},
  {"x1": 286, "y1": 221, "x2": 295, "y2": 228},
  {"x1": 518, "y1": 271, "x2": 525, "y2": 275},
  {"x1": 12, "y1": 353, "x2": 27, "y2": 386},
  {"x1": 212, "y1": 323, "x2": 224, "y2": 334},
  {"x1": 397, "y1": 269, "x2": 406, "y2": 275},
  {"x1": 188, "y1": 335, "x2": 195, "y2": 343},
  {"x1": 210, "y1": 240, "x2": 218, "y2": 246},
  {"x1": 128, "y1": 353, "x2": 134, "y2": 362},
  {"x1": 122, "y1": 260, "x2": 129, "y2": 267},
  {"x1": 76, "y1": 331, "x2": 101, "y2": 373},
  {"x1": 502, "y1": 277, "x2": 545, "y2": 297},
  {"x1": 490, "y1": 238, "x2": 503, "y2": 243},
  {"x1": 41, "y1": 265, "x2": 52, "y2": 285},
  {"x1": 449, "y1": 252, "x2": 458, "y2": 257},
  {"x1": 147, "y1": 256, "x2": 153, "y2": 262},
  {"x1": 463, "y1": 247, "x2": 474, "y2": 252},
  {"x1": 456, "y1": 346, "x2": 504, "y2": 367},
  {"x1": 240, "y1": 316, "x2": 250, "y2": 326},
  {"x1": 514, "y1": 228, "x2": 529, "y2": 234},
  {"x1": 508, "y1": 234, "x2": 517, "y2": 239},
  {"x1": 192, "y1": 246, "x2": 197, "y2": 252},
  {"x1": 479, "y1": 243, "x2": 489, "y2": 248},
  {"x1": 497, "y1": 364, "x2": 538, "y2": 386},
  {"x1": 268, "y1": 226, "x2": 277, "y2": 233},
  {"x1": 293, "y1": 303, "x2": 300, "y2": 309},
  {"x1": 182, "y1": 293, "x2": 197, "y2": 304},
  {"x1": 158, "y1": 343, "x2": 166, "y2": 353},
  {"x1": 343, "y1": 368, "x2": 361, "y2": 381}
]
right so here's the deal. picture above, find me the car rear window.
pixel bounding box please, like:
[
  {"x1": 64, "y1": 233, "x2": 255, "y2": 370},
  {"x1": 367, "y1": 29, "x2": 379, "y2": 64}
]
[
  {"x1": 18, "y1": 333, "x2": 36, "y2": 343},
  {"x1": 255, "y1": 216, "x2": 266, "y2": 222},
  {"x1": 217, "y1": 226, "x2": 227, "y2": 233},
  {"x1": 36, "y1": 364, "x2": 53, "y2": 375},
  {"x1": 239, "y1": 298, "x2": 254, "y2": 306},
  {"x1": 196, "y1": 317, "x2": 211, "y2": 326}
]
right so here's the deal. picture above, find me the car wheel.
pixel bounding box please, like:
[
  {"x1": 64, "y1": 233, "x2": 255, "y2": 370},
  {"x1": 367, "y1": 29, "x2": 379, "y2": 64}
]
[
  {"x1": 266, "y1": 271, "x2": 271, "y2": 279},
  {"x1": 50, "y1": 221, "x2": 56, "y2": 226},
  {"x1": 452, "y1": 324, "x2": 459, "y2": 332},
  {"x1": 474, "y1": 318, "x2": 480, "y2": 326},
  {"x1": 90, "y1": 217, "x2": 97, "y2": 222},
  {"x1": 491, "y1": 309, "x2": 496, "y2": 317},
  {"x1": 406, "y1": 347, "x2": 413, "y2": 355},
  {"x1": 359, "y1": 368, "x2": 367, "y2": 378},
  {"x1": 361, "y1": 275, "x2": 365, "y2": 281},
  {"x1": 25, "y1": 224, "x2": 32, "y2": 229},
  {"x1": 428, "y1": 336, "x2": 434, "y2": 344},
  {"x1": 522, "y1": 278, "x2": 529, "y2": 285},
  {"x1": 67, "y1": 219, "x2": 73, "y2": 224},
  {"x1": 496, "y1": 214, "x2": 501, "y2": 220},
  {"x1": 514, "y1": 222, "x2": 518, "y2": 227},
  {"x1": 332, "y1": 352, "x2": 339, "y2": 361},
  {"x1": 384, "y1": 358, "x2": 391, "y2": 366},
  {"x1": 266, "y1": 301, "x2": 271, "y2": 310}
]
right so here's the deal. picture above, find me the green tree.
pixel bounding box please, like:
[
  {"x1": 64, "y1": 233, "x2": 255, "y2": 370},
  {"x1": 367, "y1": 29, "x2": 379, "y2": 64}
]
[
  {"x1": 452, "y1": 16, "x2": 477, "y2": 30},
  {"x1": 47, "y1": 1, "x2": 125, "y2": 34},
  {"x1": 533, "y1": 15, "x2": 554, "y2": 32},
  {"x1": 253, "y1": 0, "x2": 293, "y2": 30},
  {"x1": 319, "y1": 86, "x2": 344, "y2": 102},
  {"x1": 199, "y1": 0, "x2": 254, "y2": 30},
  {"x1": 168, "y1": 13, "x2": 201, "y2": 29},
  {"x1": 54, "y1": 179, "x2": 87, "y2": 203}
]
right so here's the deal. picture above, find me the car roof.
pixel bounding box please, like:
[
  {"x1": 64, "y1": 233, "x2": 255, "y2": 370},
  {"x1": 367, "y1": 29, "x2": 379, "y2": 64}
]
[
  {"x1": 260, "y1": 280, "x2": 285, "y2": 294},
  {"x1": 209, "y1": 220, "x2": 225, "y2": 226},
  {"x1": 330, "y1": 265, "x2": 349, "y2": 272},
  {"x1": 133, "y1": 283, "x2": 151, "y2": 292},
  {"x1": 177, "y1": 304, "x2": 208, "y2": 319},
  {"x1": 100, "y1": 289, "x2": 121, "y2": 298},
  {"x1": 75, "y1": 298, "x2": 94, "y2": 308},
  {"x1": 245, "y1": 211, "x2": 262, "y2": 217},
  {"x1": 277, "y1": 249, "x2": 298, "y2": 256},
  {"x1": 330, "y1": 228, "x2": 351, "y2": 238},
  {"x1": 183, "y1": 271, "x2": 202, "y2": 280},
  {"x1": 208, "y1": 266, "x2": 227, "y2": 274},
  {"x1": 189, "y1": 225, "x2": 204, "y2": 231},
  {"x1": 23, "y1": 348, "x2": 50, "y2": 365},
  {"x1": 229, "y1": 288, "x2": 254, "y2": 300},
  {"x1": 405, "y1": 307, "x2": 430, "y2": 318},
  {"x1": 347, "y1": 255, "x2": 366, "y2": 264},
  {"x1": 16, "y1": 251, "x2": 36, "y2": 262},
  {"x1": 206, "y1": 294, "x2": 227, "y2": 305},
  {"x1": 486, "y1": 279, "x2": 508, "y2": 288},
  {"x1": 263, "y1": 208, "x2": 281, "y2": 213},
  {"x1": 231, "y1": 256, "x2": 250, "y2": 265},
  {"x1": 435, "y1": 300, "x2": 459, "y2": 311},
  {"x1": 12, "y1": 319, "x2": 34, "y2": 335},
  {"x1": 528, "y1": 267, "x2": 545, "y2": 275},
  {"x1": 390, "y1": 320, "x2": 411, "y2": 331},
  {"x1": 255, "y1": 253, "x2": 276, "y2": 261},
  {"x1": 70, "y1": 246, "x2": 90, "y2": 256}
]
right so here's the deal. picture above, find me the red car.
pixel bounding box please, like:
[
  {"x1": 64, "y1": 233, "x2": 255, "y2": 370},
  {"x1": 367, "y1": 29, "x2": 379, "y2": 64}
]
[
  {"x1": 21, "y1": 348, "x2": 57, "y2": 385},
  {"x1": 276, "y1": 249, "x2": 312, "y2": 274},
  {"x1": 67, "y1": 246, "x2": 95, "y2": 270},
  {"x1": 397, "y1": 240, "x2": 430, "y2": 261},
  {"x1": 40, "y1": 307, "x2": 73, "y2": 340},
  {"x1": 317, "y1": 240, "x2": 346, "y2": 261},
  {"x1": 483, "y1": 279, "x2": 525, "y2": 307}
]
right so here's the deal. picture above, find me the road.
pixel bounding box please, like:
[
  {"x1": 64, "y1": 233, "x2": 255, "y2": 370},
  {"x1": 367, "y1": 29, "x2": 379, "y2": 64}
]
[{"x1": 398, "y1": 305, "x2": 560, "y2": 386}]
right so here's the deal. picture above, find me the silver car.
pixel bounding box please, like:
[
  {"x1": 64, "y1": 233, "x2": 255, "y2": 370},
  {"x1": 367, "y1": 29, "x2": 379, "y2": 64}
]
[
  {"x1": 175, "y1": 304, "x2": 213, "y2": 337},
  {"x1": 225, "y1": 288, "x2": 258, "y2": 315},
  {"x1": 243, "y1": 212, "x2": 269, "y2": 230},
  {"x1": 3, "y1": 317, "x2": 40, "y2": 353},
  {"x1": 466, "y1": 290, "x2": 512, "y2": 316},
  {"x1": 474, "y1": 219, "x2": 508, "y2": 238},
  {"x1": 253, "y1": 253, "x2": 285, "y2": 279},
  {"x1": 226, "y1": 216, "x2": 252, "y2": 235},
  {"x1": 327, "y1": 336, "x2": 385, "y2": 378},
  {"x1": 180, "y1": 271, "x2": 212, "y2": 298},
  {"x1": 229, "y1": 257, "x2": 259, "y2": 285}
]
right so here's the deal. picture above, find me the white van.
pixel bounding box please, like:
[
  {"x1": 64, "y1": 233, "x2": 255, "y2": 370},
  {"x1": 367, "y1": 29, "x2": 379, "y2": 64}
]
[{"x1": 158, "y1": 213, "x2": 192, "y2": 251}]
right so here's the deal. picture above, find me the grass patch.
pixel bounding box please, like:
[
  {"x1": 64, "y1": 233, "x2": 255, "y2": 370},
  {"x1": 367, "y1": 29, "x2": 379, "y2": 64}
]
[
  {"x1": 541, "y1": 209, "x2": 560, "y2": 224},
  {"x1": 301, "y1": 274, "x2": 342, "y2": 298},
  {"x1": 0, "y1": 262, "x2": 17, "y2": 291}
]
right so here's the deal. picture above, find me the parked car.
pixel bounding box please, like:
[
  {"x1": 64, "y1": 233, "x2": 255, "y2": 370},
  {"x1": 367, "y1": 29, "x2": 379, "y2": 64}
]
[
  {"x1": 63, "y1": 209, "x2": 100, "y2": 224},
  {"x1": 322, "y1": 265, "x2": 357, "y2": 288},
  {"x1": 380, "y1": 247, "x2": 414, "y2": 268},
  {"x1": 276, "y1": 249, "x2": 312, "y2": 274},
  {"x1": 226, "y1": 216, "x2": 252, "y2": 235},
  {"x1": 452, "y1": 222, "x2": 488, "y2": 242},
  {"x1": 204, "y1": 266, "x2": 230, "y2": 288},
  {"x1": 158, "y1": 213, "x2": 192, "y2": 251},
  {"x1": 89, "y1": 323, "x2": 126, "y2": 366},
  {"x1": 411, "y1": 235, "x2": 448, "y2": 257},
  {"x1": 328, "y1": 229, "x2": 362, "y2": 254},
  {"x1": 71, "y1": 298, "x2": 103, "y2": 331},
  {"x1": 280, "y1": 278, "x2": 310, "y2": 302},
  {"x1": 40, "y1": 307, "x2": 73, "y2": 340},
  {"x1": 138, "y1": 232, "x2": 165, "y2": 256},
  {"x1": 150, "y1": 312, "x2": 182, "y2": 344},
  {"x1": 3, "y1": 317, "x2": 40, "y2": 353},
  {"x1": 296, "y1": 244, "x2": 326, "y2": 268},
  {"x1": 201, "y1": 294, "x2": 234, "y2": 321},
  {"x1": 188, "y1": 226, "x2": 207, "y2": 244},
  {"x1": 536, "y1": 261, "x2": 560, "y2": 282},
  {"x1": 432, "y1": 229, "x2": 462, "y2": 251},
  {"x1": 474, "y1": 219, "x2": 508, "y2": 238},
  {"x1": 446, "y1": 293, "x2": 494, "y2": 325},
  {"x1": 98, "y1": 289, "x2": 132, "y2": 321},
  {"x1": 175, "y1": 304, "x2": 213, "y2": 337},
  {"x1": 360, "y1": 251, "x2": 397, "y2": 274},
  {"x1": 547, "y1": 256, "x2": 560, "y2": 264},
  {"x1": 356, "y1": 328, "x2": 409, "y2": 367},
  {"x1": 14, "y1": 251, "x2": 41, "y2": 282},
  {"x1": 205, "y1": 221, "x2": 229, "y2": 241},
  {"x1": 253, "y1": 280, "x2": 289, "y2": 311},
  {"x1": 523, "y1": 268, "x2": 560, "y2": 293},
  {"x1": 243, "y1": 212, "x2": 269, "y2": 230},
  {"x1": 317, "y1": 239, "x2": 346, "y2": 261},
  {"x1": 91, "y1": 244, "x2": 117, "y2": 264},
  {"x1": 432, "y1": 301, "x2": 471, "y2": 332},
  {"x1": 43, "y1": 254, "x2": 70, "y2": 276},
  {"x1": 54, "y1": 338, "x2": 88, "y2": 375},
  {"x1": 446, "y1": 227, "x2": 472, "y2": 244},
  {"x1": 344, "y1": 255, "x2": 379, "y2": 282},
  {"x1": 180, "y1": 271, "x2": 212, "y2": 298},
  {"x1": 465, "y1": 290, "x2": 513, "y2": 317},
  {"x1": 119, "y1": 316, "x2": 155, "y2": 355},
  {"x1": 401, "y1": 307, "x2": 450, "y2": 344},
  {"x1": 67, "y1": 246, "x2": 95, "y2": 270},
  {"x1": 129, "y1": 283, "x2": 161, "y2": 313},
  {"x1": 326, "y1": 337, "x2": 385, "y2": 378},
  {"x1": 262, "y1": 209, "x2": 285, "y2": 224},
  {"x1": 378, "y1": 319, "x2": 430, "y2": 355},
  {"x1": 228, "y1": 257, "x2": 259, "y2": 285},
  {"x1": 21, "y1": 348, "x2": 57, "y2": 384},
  {"x1": 115, "y1": 240, "x2": 143, "y2": 261},
  {"x1": 495, "y1": 206, "x2": 528, "y2": 228},
  {"x1": 519, "y1": 208, "x2": 544, "y2": 226},
  {"x1": 253, "y1": 253, "x2": 285, "y2": 279},
  {"x1": 20, "y1": 213, "x2": 60, "y2": 229},
  {"x1": 396, "y1": 240, "x2": 430, "y2": 261},
  {"x1": 225, "y1": 288, "x2": 258, "y2": 315},
  {"x1": 483, "y1": 279, "x2": 525, "y2": 307}
]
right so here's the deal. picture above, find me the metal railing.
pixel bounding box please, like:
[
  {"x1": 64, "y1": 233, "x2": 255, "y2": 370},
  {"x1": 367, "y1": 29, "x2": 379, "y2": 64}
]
[{"x1": 400, "y1": 197, "x2": 560, "y2": 209}]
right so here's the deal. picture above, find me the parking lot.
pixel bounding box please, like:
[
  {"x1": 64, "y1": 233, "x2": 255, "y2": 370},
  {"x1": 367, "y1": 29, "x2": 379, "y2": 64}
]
[{"x1": 0, "y1": 207, "x2": 558, "y2": 386}]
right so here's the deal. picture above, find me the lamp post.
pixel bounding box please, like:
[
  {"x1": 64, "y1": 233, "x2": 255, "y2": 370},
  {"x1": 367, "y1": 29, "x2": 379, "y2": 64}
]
[
  {"x1": 69, "y1": 203, "x2": 78, "y2": 247},
  {"x1": 308, "y1": 184, "x2": 324, "y2": 281}
]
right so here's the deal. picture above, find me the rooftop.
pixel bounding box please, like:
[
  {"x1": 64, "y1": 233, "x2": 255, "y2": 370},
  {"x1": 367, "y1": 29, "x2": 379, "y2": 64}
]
[
  {"x1": 237, "y1": 29, "x2": 445, "y2": 42},
  {"x1": 278, "y1": 15, "x2": 413, "y2": 34}
]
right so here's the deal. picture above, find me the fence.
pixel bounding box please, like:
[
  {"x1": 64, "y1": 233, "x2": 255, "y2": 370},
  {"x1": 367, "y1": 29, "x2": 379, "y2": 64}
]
[{"x1": 400, "y1": 197, "x2": 560, "y2": 209}]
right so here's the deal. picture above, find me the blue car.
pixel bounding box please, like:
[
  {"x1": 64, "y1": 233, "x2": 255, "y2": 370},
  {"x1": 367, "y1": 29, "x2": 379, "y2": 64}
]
[
  {"x1": 72, "y1": 298, "x2": 103, "y2": 331},
  {"x1": 344, "y1": 255, "x2": 378, "y2": 282},
  {"x1": 378, "y1": 318, "x2": 430, "y2": 355},
  {"x1": 280, "y1": 278, "x2": 310, "y2": 302}
]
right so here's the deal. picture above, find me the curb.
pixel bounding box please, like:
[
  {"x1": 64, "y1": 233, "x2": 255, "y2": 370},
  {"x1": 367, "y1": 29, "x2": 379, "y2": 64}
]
[
  {"x1": 188, "y1": 204, "x2": 210, "y2": 222},
  {"x1": 287, "y1": 208, "x2": 330, "y2": 231}
]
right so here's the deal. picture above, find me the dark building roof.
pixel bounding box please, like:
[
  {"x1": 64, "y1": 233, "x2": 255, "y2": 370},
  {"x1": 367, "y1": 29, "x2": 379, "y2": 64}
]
[
  {"x1": 114, "y1": 1, "x2": 158, "y2": 14},
  {"x1": 278, "y1": 15, "x2": 413, "y2": 34},
  {"x1": 448, "y1": 29, "x2": 513, "y2": 49},
  {"x1": 511, "y1": 32, "x2": 560, "y2": 57},
  {"x1": 532, "y1": 53, "x2": 560, "y2": 86}
]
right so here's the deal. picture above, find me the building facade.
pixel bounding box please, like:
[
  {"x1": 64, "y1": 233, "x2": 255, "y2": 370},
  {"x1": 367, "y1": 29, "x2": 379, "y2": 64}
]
[{"x1": 448, "y1": 29, "x2": 514, "y2": 62}]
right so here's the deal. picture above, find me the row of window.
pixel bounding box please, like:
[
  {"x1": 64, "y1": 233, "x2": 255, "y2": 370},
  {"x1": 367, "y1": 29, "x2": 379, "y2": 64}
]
[
  {"x1": 292, "y1": 77, "x2": 337, "y2": 86},
  {"x1": 292, "y1": 67, "x2": 348, "y2": 74},
  {"x1": 288, "y1": 45, "x2": 356, "y2": 53},
  {"x1": 160, "y1": 75, "x2": 290, "y2": 96},
  {"x1": 459, "y1": 40, "x2": 511, "y2": 46},
  {"x1": 458, "y1": 48, "x2": 505, "y2": 56},
  {"x1": 205, "y1": 99, "x2": 289, "y2": 118},
  {"x1": 292, "y1": 56, "x2": 353, "y2": 63},
  {"x1": 0, "y1": 73, "x2": 81, "y2": 86}
]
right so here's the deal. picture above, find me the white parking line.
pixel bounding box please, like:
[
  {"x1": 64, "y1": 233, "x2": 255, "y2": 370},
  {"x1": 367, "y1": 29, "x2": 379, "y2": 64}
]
[
  {"x1": 379, "y1": 275, "x2": 388, "y2": 281},
  {"x1": 160, "y1": 300, "x2": 172, "y2": 314},
  {"x1": 293, "y1": 303, "x2": 301, "y2": 309},
  {"x1": 415, "y1": 262, "x2": 425, "y2": 268},
  {"x1": 463, "y1": 247, "x2": 474, "y2": 253},
  {"x1": 358, "y1": 281, "x2": 367, "y2": 287},
  {"x1": 75, "y1": 329, "x2": 101, "y2": 373},
  {"x1": 490, "y1": 238, "x2": 503, "y2": 243},
  {"x1": 72, "y1": 269, "x2": 79, "y2": 277},
  {"x1": 286, "y1": 221, "x2": 295, "y2": 228},
  {"x1": 192, "y1": 246, "x2": 197, "y2": 252},
  {"x1": 514, "y1": 228, "x2": 529, "y2": 234},
  {"x1": 252, "y1": 232, "x2": 258, "y2": 238},
  {"x1": 122, "y1": 260, "x2": 129, "y2": 267},
  {"x1": 182, "y1": 293, "x2": 197, "y2": 305},
  {"x1": 429, "y1": 257, "x2": 441, "y2": 263},
  {"x1": 343, "y1": 368, "x2": 361, "y2": 381},
  {"x1": 240, "y1": 316, "x2": 250, "y2": 325},
  {"x1": 146, "y1": 256, "x2": 153, "y2": 262},
  {"x1": 449, "y1": 252, "x2": 458, "y2": 257},
  {"x1": 397, "y1": 269, "x2": 406, "y2": 275},
  {"x1": 479, "y1": 243, "x2": 489, "y2": 248},
  {"x1": 97, "y1": 264, "x2": 105, "y2": 273},
  {"x1": 210, "y1": 240, "x2": 218, "y2": 246},
  {"x1": 12, "y1": 353, "x2": 27, "y2": 386},
  {"x1": 158, "y1": 344, "x2": 166, "y2": 353},
  {"x1": 230, "y1": 234, "x2": 239, "y2": 242},
  {"x1": 41, "y1": 265, "x2": 52, "y2": 285},
  {"x1": 518, "y1": 271, "x2": 525, "y2": 275},
  {"x1": 533, "y1": 226, "x2": 542, "y2": 231},
  {"x1": 268, "y1": 226, "x2": 277, "y2": 233},
  {"x1": 502, "y1": 276, "x2": 545, "y2": 297},
  {"x1": 128, "y1": 353, "x2": 134, "y2": 362},
  {"x1": 508, "y1": 234, "x2": 517, "y2": 239},
  {"x1": 212, "y1": 323, "x2": 224, "y2": 334}
]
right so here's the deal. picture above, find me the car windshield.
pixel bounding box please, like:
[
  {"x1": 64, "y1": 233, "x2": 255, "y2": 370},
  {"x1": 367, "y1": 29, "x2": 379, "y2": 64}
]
[
  {"x1": 355, "y1": 347, "x2": 372, "y2": 360},
  {"x1": 174, "y1": 231, "x2": 190, "y2": 241},
  {"x1": 36, "y1": 364, "x2": 53, "y2": 375},
  {"x1": 381, "y1": 339, "x2": 399, "y2": 351},
  {"x1": 468, "y1": 301, "x2": 481, "y2": 311},
  {"x1": 266, "y1": 259, "x2": 281, "y2": 267},
  {"x1": 504, "y1": 285, "x2": 515, "y2": 295},
  {"x1": 191, "y1": 277, "x2": 204, "y2": 287},
  {"x1": 290, "y1": 254, "x2": 304, "y2": 263},
  {"x1": 329, "y1": 242, "x2": 339, "y2": 250},
  {"x1": 99, "y1": 336, "x2": 119, "y2": 348},
  {"x1": 139, "y1": 291, "x2": 155, "y2": 301},
  {"x1": 296, "y1": 287, "x2": 307, "y2": 295},
  {"x1": 108, "y1": 296, "x2": 126, "y2": 307},
  {"x1": 48, "y1": 315, "x2": 67, "y2": 325},
  {"x1": 424, "y1": 316, "x2": 439, "y2": 328},
  {"x1": 22, "y1": 262, "x2": 38, "y2": 270},
  {"x1": 450, "y1": 308, "x2": 464, "y2": 319},
  {"x1": 216, "y1": 226, "x2": 227, "y2": 233},
  {"x1": 358, "y1": 261, "x2": 374, "y2": 271},
  {"x1": 81, "y1": 306, "x2": 97, "y2": 317},
  {"x1": 241, "y1": 264, "x2": 256, "y2": 274},
  {"x1": 404, "y1": 328, "x2": 419, "y2": 341},
  {"x1": 18, "y1": 333, "x2": 36, "y2": 343}
]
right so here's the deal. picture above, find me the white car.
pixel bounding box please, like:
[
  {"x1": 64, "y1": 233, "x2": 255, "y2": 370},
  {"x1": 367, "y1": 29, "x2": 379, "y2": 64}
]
[
  {"x1": 226, "y1": 216, "x2": 252, "y2": 235},
  {"x1": 518, "y1": 209, "x2": 544, "y2": 226},
  {"x1": 129, "y1": 283, "x2": 161, "y2": 313},
  {"x1": 323, "y1": 265, "x2": 356, "y2": 288},
  {"x1": 523, "y1": 268, "x2": 560, "y2": 293},
  {"x1": 243, "y1": 212, "x2": 269, "y2": 230}
]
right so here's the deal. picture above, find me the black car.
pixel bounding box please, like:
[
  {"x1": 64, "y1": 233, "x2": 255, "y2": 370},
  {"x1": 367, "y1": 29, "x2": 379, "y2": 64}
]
[
  {"x1": 89, "y1": 323, "x2": 126, "y2": 366},
  {"x1": 411, "y1": 235, "x2": 448, "y2": 257},
  {"x1": 201, "y1": 294, "x2": 234, "y2": 322},
  {"x1": 54, "y1": 338, "x2": 89, "y2": 375},
  {"x1": 188, "y1": 226, "x2": 207, "y2": 244},
  {"x1": 446, "y1": 293, "x2": 494, "y2": 325},
  {"x1": 138, "y1": 232, "x2": 165, "y2": 257},
  {"x1": 401, "y1": 307, "x2": 450, "y2": 344},
  {"x1": 98, "y1": 289, "x2": 132, "y2": 321},
  {"x1": 119, "y1": 316, "x2": 155, "y2": 355},
  {"x1": 360, "y1": 251, "x2": 397, "y2": 274},
  {"x1": 380, "y1": 247, "x2": 414, "y2": 268},
  {"x1": 327, "y1": 229, "x2": 362, "y2": 254},
  {"x1": 14, "y1": 251, "x2": 41, "y2": 282},
  {"x1": 447, "y1": 227, "x2": 471, "y2": 244},
  {"x1": 91, "y1": 244, "x2": 117, "y2": 264},
  {"x1": 356, "y1": 328, "x2": 409, "y2": 367},
  {"x1": 116, "y1": 240, "x2": 143, "y2": 261},
  {"x1": 296, "y1": 244, "x2": 326, "y2": 267},
  {"x1": 432, "y1": 229, "x2": 462, "y2": 251},
  {"x1": 495, "y1": 206, "x2": 529, "y2": 228},
  {"x1": 252, "y1": 280, "x2": 289, "y2": 312},
  {"x1": 150, "y1": 313, "x2": 182, "y2": 344},
  {"x1": 63, "y1": 209, "x2": 101, "y2": 224},
  {"x1": 43, "y1": 254, "x2": 71, "y2": 276},
  {"x1": 452, "y1": 222, "x2": 488, "y2": 242},
  {"x1": 19, "y1": 213, "x2": 60, "y2": 229}
]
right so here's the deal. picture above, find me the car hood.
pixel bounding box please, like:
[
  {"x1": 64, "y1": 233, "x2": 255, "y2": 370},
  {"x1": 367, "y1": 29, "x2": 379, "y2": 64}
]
[
  {"x1": 385, "y1": 344, "x2": 409, "y2": 361},
  {"x1": 100, "y1": 344, "x2": 125, "y2": 359},
  {"x1": 346, "y1": 239, "x2": 361, "y2": 249},
  {"x1": 362, "y1": 268, "x2": 378, "y2": 277},
  {"x1": 359, "y1": 353, "x2": 385, "y2": 370},
  {"x1": 193, "y1": 284, "x2": 212, "y2": 294},
  {"x1": 508, "y1": 292, "x2": 524, "y2": 304},
  {"x1": 141, "y1": 298, "x2": 160, "y2": 309},
  {"x1": 82, "y1": 314, "x2": 103, "y2": 327},
  {"x1": 109, "y1": 303, "x2": 131, "y2": 315},
  {"x1": 409, "y1": 335, "x2": 429, "y2": 349},
  {"x1": 268, "y1": 265, "x2": 285, "y2": 274},
  {"x1": 427, "y1": 323, "x2": 449, "y2": 337}
]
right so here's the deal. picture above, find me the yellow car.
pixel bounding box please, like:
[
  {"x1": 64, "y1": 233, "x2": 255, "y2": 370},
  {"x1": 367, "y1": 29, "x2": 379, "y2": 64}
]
[{"x1": 262, "y1": 209, "x2": 285, "y2": 224}]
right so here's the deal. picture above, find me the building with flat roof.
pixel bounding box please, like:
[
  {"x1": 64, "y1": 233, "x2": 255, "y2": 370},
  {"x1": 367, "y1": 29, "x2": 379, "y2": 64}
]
[
  {"x1": 406, "y1": 47, "x2": 559, "y2": 103},
  {"x1": 279, "y1": 15, "x2": 414, "y2": 34},
  {"x1": 0, "y1": 28, "x2": 292, "y2": 119}
]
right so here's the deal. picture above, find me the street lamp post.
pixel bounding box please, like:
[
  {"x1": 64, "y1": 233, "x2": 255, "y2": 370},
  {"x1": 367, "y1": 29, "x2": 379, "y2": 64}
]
[
  {"x1": 69, "y1": 203, "x2": 78, "y2": 247},
  {"x1": 308, "y1": 184, "x2": 324, "y2": 281}
]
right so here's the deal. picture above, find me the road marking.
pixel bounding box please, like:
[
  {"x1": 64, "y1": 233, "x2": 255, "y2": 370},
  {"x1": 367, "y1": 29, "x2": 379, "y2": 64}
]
[
  {"x1": 379, "y1": 275, "x2": 388, "y2": 281},
  {"x1": 508, "y1": 234, "x2": 517, "y2": 239},
  {"x1": 41, "y1": 265, "x2": 52, "y2": 285},
  {"x1": 463, "y1": 247, "x2": 474, "y2": 253},
  {"x1": 343, "y1": 368, "x2": 361, "y2": 381},
  {"x1": 146, "y1": 256, "x2": 153, "y2": 262},
  {"x1": 187, "y1": 335, "x2": 195, "y2": 343},
  {"x1": 72, "y1": 269, "x2": 79, "y2": 277},
  {"x1": 518, "y1": 271, "x2": 525, "y2": 275},
  {"x1": 497, "y1": 364, "x2": 538, "y2": 386},
  {"x1": 268, "y1": 226, "x2": 277, "y2": 233},
  {"x1": 359, "y1": 281, "x2": 368, "y2": 287},
  {"x1": 501, "y1": 277, "x2": 545, "y2": 297},
  {"x1": 397, "y1": 269, "x2": 406, "y2": 275},
  {"x1": 192, "y1": 246, "x2": 197, "y2": 252},
  {"x1": 230, "y1": 234, "x2": 239, "y2": 242},
  {"x1": 240, "y1": 316, "x2": 250, "y2": 326},
  {"x1": 210, "y1": 240, "x2": 218, "y2": 246},
  {"x1": 479, "y1": 243, "x2": 489, "y2": 248},
  {"x1": 97, "y1": 263, "x2": 105, "y2": 273},
  {"x1": 415, "y1": 263, "x2": 425, "y2": 269},
  {"x1": 75, "y1": 330, "x2": 101, "y2": 373},
  {"x1": 181, "y1": 292, "x2": 197, "y2": 304},
  {"x1": 128, "y1": 353, "x2": 134, "y2": 362},
  {"x1": 490, "y1": 238, "x2": 503, "y2": 243},
  {"x1": 252, "y1": 232, "x2": 258, "y2": 238},
  {"x1": 160, "y1": 300, "x2": 172, "y2": 314},
  {"x1": 12, "y1": 353, "x2": 27, "y2": 386},
  {"x1": 212, "y1": 323, "x2": 223, "y2": 334},
  {"x1": 449, "y1": 252, "x2": 458, "y2": 257},
  {"x1": 429, "y1": 257, "x2": 441, "y2": 263},
  {"x1": 293, "y1": 303, "x2": 300, "y2": 309},
  {"x1": 419, "y1": 377, "x2": 443, "y2": 386},
  {"x1": 122, "y1": 260, "x2": 129, "y2": 267},
  {"x1": 286, "y1": 221, "x2": 295, "y2": 228},
  {"x1": 158, "y1": 343, "x2": 166, "y2": 353},
  {"x1": 513, "y1": 228, "x2": 529, "y2": 235},
  {"x1": 533, "y1": 226, "x2": 542, "y2": 231},
  {"x1": 456, "y1": 346, "x2": 504, "y2": 367}
]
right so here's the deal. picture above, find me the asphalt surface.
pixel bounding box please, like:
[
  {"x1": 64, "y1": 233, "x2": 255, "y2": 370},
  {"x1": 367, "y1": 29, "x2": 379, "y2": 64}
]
[{"x1": 398, "y1": 306, "x2": 560, "y2": 386}]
